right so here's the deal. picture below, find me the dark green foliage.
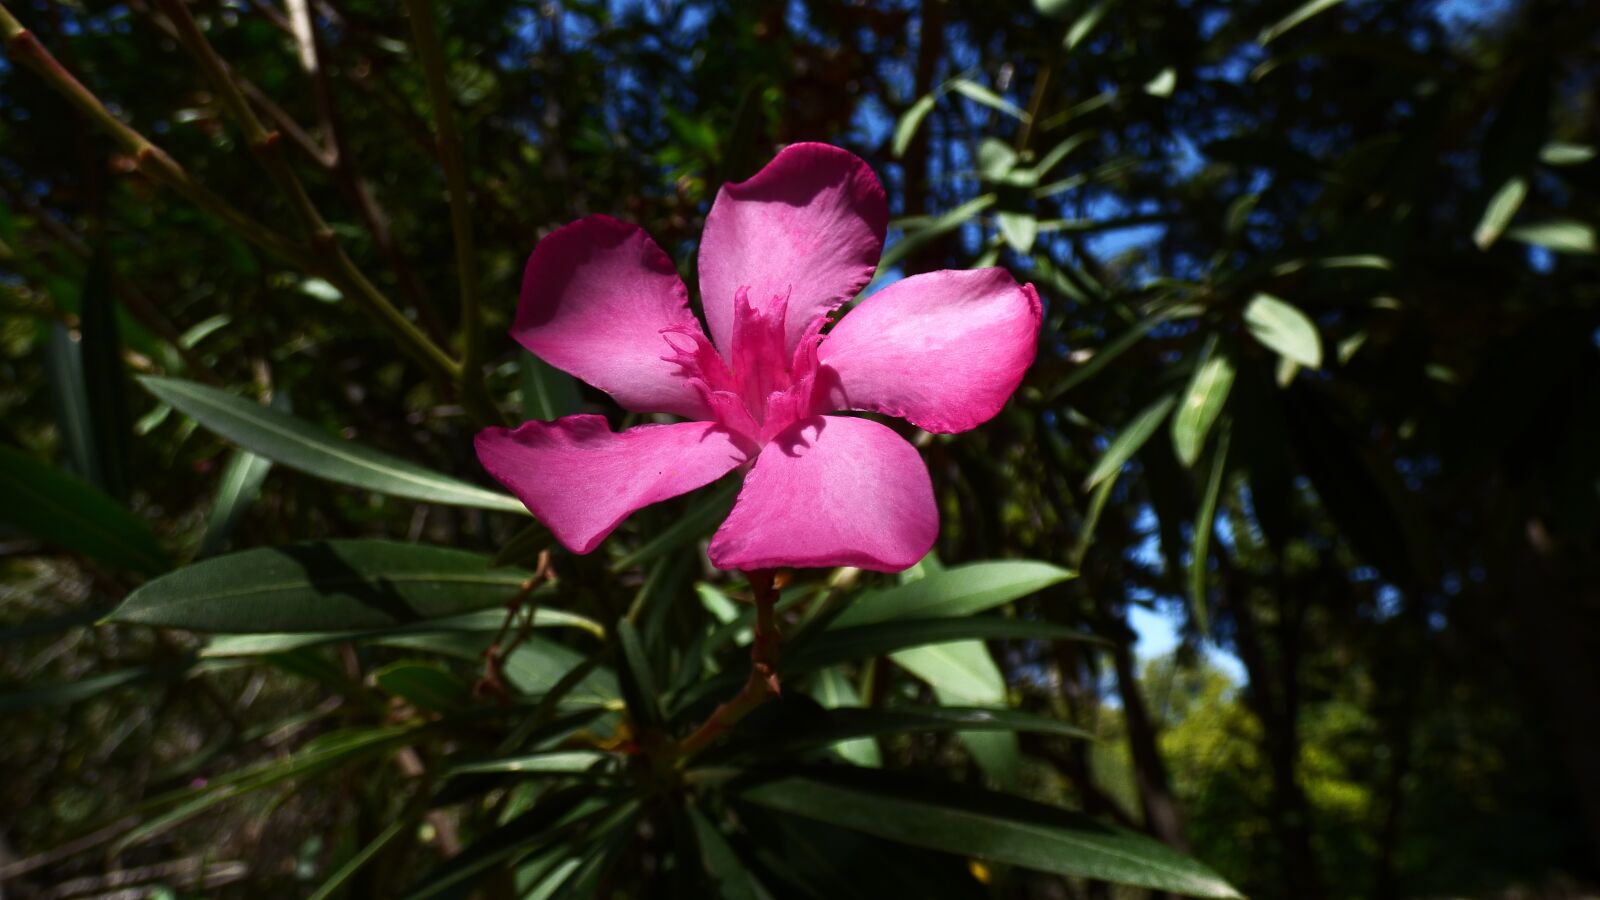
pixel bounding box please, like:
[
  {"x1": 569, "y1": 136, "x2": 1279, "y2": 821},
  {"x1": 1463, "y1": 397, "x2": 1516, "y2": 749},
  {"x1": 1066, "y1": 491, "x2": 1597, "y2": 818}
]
[{"x1": 1, "y1": 0, "x2": 1598, "y2": 897}]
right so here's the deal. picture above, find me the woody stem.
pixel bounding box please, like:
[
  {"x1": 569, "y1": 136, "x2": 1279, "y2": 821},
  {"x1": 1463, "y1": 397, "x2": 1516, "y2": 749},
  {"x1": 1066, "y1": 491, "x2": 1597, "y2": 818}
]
[{"x1": 676, "y1": 570, "x2": 781, "y2": 760}]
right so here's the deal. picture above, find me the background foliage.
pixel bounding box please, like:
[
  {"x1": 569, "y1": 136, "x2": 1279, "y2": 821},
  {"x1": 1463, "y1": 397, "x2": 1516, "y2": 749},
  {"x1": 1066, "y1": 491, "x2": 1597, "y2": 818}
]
[{"x1": 2, "y1": 0, "x2": 1599, "y2": 897}]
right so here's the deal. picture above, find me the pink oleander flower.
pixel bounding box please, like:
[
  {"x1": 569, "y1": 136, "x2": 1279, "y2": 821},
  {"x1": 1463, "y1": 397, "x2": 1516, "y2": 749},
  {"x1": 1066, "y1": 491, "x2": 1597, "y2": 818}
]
[{"x1": 476, "y1": 143, "x2": 1040, "y2": 572}]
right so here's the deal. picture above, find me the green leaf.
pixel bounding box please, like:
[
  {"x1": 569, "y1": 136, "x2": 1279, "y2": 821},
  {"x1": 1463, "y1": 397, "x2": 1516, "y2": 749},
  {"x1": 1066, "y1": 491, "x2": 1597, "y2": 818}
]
[
  {"x1": 893, "y1": 93, "x2": 938, "y2": 159},
  {"x1": 1225, "y1": 193, "x2": 1260, "y2": 236},
  {"x1": 199, "y1": 604, "x2": 598, "y2": 658},
  {"x1": 1065, "y1": 0, "x2": 1113, "y2": 51},
  {"x1": 374, "y1": 661, "x2": 471, "y2": 712},
  {"x1": 379, "y1": 632, "x2": 618, "y2": 706},
  {"x1": 519, "y1": 351, "x2": 582, "y2": 421},
  {"x1": 139, "y1": 376, "x2": 524, "y2": 512},
  {"x1": 448, "y1": 750, "x2": 615, "y2": 777},
  {"x1": 892, "y1": 641, "x2": 1006, "y2": 705},
  {"x1": 616, "y1": 619, "x2": 663, "y2": 728},
  {"x1": 45, "y1": 322, "x2": 100, "y2": 488},
  {"x1": 1189, "y1": 424, "x2": 1231, "y2": 636},
  {"x1": 832, "y1": 560, "x2": 1073, "y2": 628},
  {"x1": 997, "y1": 211, "x2": 1038, "y2": 253},
  {"x1": 1171, "y1": 339, "x2": 1236, "y2": 467},
  {"x1": 1507, "y1": 219, "x2": 1597, "y2": 254},
  {"x1": 400, "y1": 786, "x2": 606, "y2": 899},
  {"x1": 1143, "y1": 68, "x2": 1176, "y2": 97},
  {"x1": 306, "y1": 819, "x2": 410, "y2": 900},
  {"x1": 1473, "y1": 176, "x2": 1528, "y2": 250},
  {"x1": 879, "y1": 194, "x2": 997, "y2": 273},
  {"x1": 977, "y1": 138, "x2": 1020, "y2": 181},
  {"x1": 1084, "y1": 394, "x2": 1178, "y2": 488},
  {"x1": 116, "y1": 726, "x2": 414, "y2": 853},
  {"x1": 1259, "y1": 0, "x2": 1343, "y2": 44},
  {"x1": 1050, "y1": 310, "x2": 1173, "y2": 399},
  {"x1": 1539, "y1": 141, "x2": 1596, "y2": 166},
  {"x1": 688, "y1": 807, "x2": 764, "y2": 900},
  {"x1": 1244, "y1": 293, "x2": 1323, "y2": 369},
  {"x1": 949, "y1": 78, "x2": 1029, "y2": 121},
  {"x1": 492, "y1": 520, "x2": 551, "y2": 569},
  {"x1": 610, "y1": 476, "x2": 738, "y2": 572},
  {"x1": 811, "y1": 668, "x2": 880, "y2": 767},
  {"x1": 725, "y1": 707, "x2": 1092, "y2": 757},
  {"x1": 0, "y1": 444, "x2": 169, "y2": 575},
  {"x1": 108, "y1": 540, "x2": 531, "y2": 632},
  {"x1": 737, "y1": 770, "x2": 1242, "y2": 897},
  {"x1": 784, "y1": 618, "x2": 1101, "y2": 676},
  {"x1": 197, "y1": 441, "x2": 275, "y2": 559},
  {"x1": 0, "y1": 663, "x2": 181, "y2": 714},
  {"x1": 1033, "y1": 0, "x2": 1075, "y2": 19}
]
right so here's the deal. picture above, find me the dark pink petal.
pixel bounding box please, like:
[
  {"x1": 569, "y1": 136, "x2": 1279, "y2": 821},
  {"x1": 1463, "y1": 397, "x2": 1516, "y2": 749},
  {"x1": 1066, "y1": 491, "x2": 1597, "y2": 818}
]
[
  {"x1": 708, "y1": 416, "x2": 936, "y2": 572},
  {"x1": 515, "y1": 215, "x2": 711, "y2": 419},
  {"x1": 698, "y1": 143, "x2": 888, "y2": 356},
  {"x1": 818, "y1": 269, "x2": 1042, "y2": 433},
  {"x1": 476, "y1": 416, "x2": 748, "y2": 554}
]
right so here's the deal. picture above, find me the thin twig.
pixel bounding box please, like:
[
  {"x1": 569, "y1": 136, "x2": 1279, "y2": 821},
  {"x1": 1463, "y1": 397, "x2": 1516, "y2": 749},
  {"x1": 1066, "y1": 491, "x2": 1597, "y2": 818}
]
[
  {"x1": 148, "y1": 0, "x2": 459, "y2": 385},
  {"x1": 401, "y1": 0, "x2": 488, "y2": 417},
  {"x1": 0, "y1": 1, "x2": 459, "y2": 386}
]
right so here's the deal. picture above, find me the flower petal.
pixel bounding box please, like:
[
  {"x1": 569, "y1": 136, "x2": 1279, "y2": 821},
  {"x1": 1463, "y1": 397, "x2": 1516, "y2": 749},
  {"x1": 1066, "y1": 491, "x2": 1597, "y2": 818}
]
[
  {"x1": 698, "y1": 143, "x2": 888, "y2": 356},
  {"x1": 476, "y1": 416, "x2": 748, "y2": 554},
  {"x1": 818, "y1": 269, "x2": 1042, "y2": 433},
  {"x1": 708, "y1": 415, "x2": 936, "y2": 572},
  {"x1": 515, "y1": 215, "x2": 711, "y2": 419}
]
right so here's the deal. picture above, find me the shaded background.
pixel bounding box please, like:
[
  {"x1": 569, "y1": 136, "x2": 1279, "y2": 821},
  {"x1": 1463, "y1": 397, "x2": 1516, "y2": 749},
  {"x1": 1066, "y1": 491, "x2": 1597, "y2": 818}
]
[{"x1": 3, "y1": 0, "x2": 1600, "y2": 897}]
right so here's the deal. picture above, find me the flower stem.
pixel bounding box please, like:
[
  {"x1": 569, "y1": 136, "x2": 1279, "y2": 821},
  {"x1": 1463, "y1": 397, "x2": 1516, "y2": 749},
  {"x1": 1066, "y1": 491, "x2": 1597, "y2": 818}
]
[{"x1": 676, "y1": 570, "x2": 782, "y2": 760}]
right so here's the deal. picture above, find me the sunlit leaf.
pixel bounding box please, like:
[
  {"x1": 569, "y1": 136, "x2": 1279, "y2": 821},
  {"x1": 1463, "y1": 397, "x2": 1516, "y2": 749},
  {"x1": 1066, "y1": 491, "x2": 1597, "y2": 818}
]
[
  {"x1": 1084, "y1": 393, "x2": 1178, "y2": 488},
  {"x1": 109, "y1": 540, "x2": 530, "y2": 632},
  {"x1": 1474, "y1": 176, "x2": 1528, "y2": 250},
  {"x1": 140, "y1": 376, "x2": 525, "y2": 512},
  {"x1": 1244, "y1": 293, "x2": 1323, "y2": 368},
  {"x1": 832, "y1": 560, "x2": 1074, "y2": 628},
  {"x1": 1172, "y1": 338, "x2": 1236, "y2": 467},
  {"x1": 950, "y1": 78, "x2": 1029, "y2": 121},
  {"x1": 1259, "y1": 0, "x2": 1343, "y2": 44},
  {"x1": 893, "y1": 92, "x2": 939, "y2": 158},
  {"x1": 1507, "y1": 219, "x2": 1597, "y2": 254},
  {"x1": 737, "y1": 770, "x2": 1242, "y2": 897}
]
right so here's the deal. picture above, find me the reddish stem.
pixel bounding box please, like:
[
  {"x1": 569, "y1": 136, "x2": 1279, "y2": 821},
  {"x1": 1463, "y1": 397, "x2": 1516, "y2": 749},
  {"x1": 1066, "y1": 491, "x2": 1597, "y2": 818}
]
[{"x1": 676, "y1": 570, "x2": 782, "y2": 760}]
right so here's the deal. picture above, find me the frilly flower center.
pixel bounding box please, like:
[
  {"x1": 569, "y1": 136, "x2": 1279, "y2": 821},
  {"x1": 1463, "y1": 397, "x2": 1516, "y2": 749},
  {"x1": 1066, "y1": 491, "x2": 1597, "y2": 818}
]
[{"x1": 662, "y1": 286, "x2": 826, "y2": 447}]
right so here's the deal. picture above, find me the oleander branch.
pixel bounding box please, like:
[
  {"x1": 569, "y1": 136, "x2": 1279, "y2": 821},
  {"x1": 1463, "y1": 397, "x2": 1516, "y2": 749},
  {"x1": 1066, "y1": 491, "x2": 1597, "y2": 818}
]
[{"x1": 401, "y1": 0, "x2": 490, "y2": 419}]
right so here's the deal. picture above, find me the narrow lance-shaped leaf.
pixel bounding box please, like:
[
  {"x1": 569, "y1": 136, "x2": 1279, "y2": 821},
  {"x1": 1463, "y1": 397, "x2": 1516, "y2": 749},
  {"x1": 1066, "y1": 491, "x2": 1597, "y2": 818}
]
[
  {"x1": 1065, "y1": 0, "x2": 1113, "y2": 51},
  {"x1": 140, "y1": 376, "x2": 525, "y2": 512},
  {"x1": 1085, "y1": 393, "x2": 1178, "y2": 488},
  {"x1": 45, "y1": 321, "x2": 101, "y2": 488},
  {"x1": 1244, "y1": 293, "x2": 1323, "y2": 369},
  {"x1": 737, "y1": 770, "x2": 1242, "y2": 897},
  {"x1": 1189, "y1": 423, "x2": 1231, "y2": 636},
  {"x1": 519, "y1": 351, "x2": 582, "y2": 421},
  {"x1": 1506, "y1": 219, "x2": 1597, "y2": 254},
  {"x1": 108, "y1": 540, "x2": 531, "y2": 633},
  {"x1": 893, "y1": 93, "x2": 939, "y2": 159},
  {"x1": 0, "y1": 444, "x2": 169, "y2": 575},
  {"x1": 949, "y1": 78, "x2": 1029, "y2": 121},
  {"x1": 1259, "y1": 0, "x2": 1343, "y2": 44},
  {"x1": 1172, "y1": 338, "x2": 1236, "y2": 467},
  {"x1": 198, "y1": 396, "x2": 288, "y2": 560},
  {"x1": 831, "y1": 560, "x2": 1074, "y2": 628},
  {"x1": 1473, "y1": 176, "x2": 1528, "y2": 250}
]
